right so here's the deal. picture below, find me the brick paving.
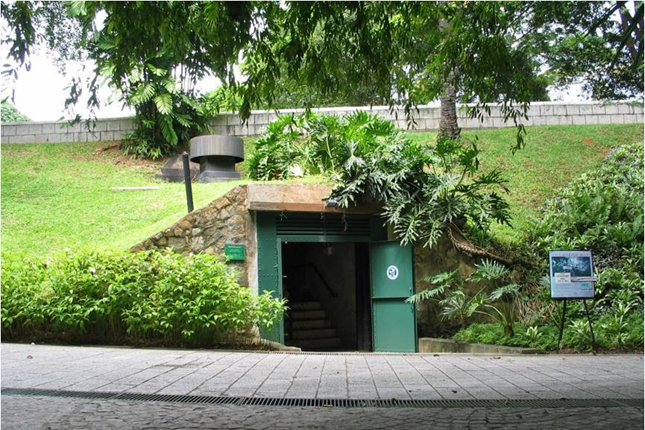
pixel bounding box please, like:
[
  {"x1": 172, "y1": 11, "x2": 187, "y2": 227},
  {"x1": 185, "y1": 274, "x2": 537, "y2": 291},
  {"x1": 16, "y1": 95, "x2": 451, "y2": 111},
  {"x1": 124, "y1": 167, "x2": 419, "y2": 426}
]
[
  {"x1": 0, "y1": 395, "x2": 642, "y2": 430},
  {"x1": 1, "y1": 344, "x2": 643, "y2": 429}
]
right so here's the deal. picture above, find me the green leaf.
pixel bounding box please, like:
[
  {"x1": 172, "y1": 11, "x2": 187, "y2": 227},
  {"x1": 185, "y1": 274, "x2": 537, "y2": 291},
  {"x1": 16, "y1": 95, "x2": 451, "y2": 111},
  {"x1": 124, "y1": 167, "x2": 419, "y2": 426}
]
[
  {"x1": 154, "y1": 93, "x2": 173, "y2": 115},
  {"x1": 159, "y1": 115, "x2": 178, "y2": 145},
  {"x1": 130, "y1": 83, "x2": 155, "y2": 105}
]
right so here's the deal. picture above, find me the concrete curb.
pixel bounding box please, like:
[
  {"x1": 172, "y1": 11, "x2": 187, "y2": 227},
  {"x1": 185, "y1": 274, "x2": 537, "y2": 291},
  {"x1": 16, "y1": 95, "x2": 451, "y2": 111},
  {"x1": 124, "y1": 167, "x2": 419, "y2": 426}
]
[{"x1": 419, "y1": 337, "x2": 542, "y2": 355}]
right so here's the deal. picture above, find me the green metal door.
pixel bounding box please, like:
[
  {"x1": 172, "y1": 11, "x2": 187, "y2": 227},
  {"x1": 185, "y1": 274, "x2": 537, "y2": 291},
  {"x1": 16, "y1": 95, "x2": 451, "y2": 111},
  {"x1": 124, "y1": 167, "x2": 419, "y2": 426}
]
[{"x1": 370, "y1": 241, "x2": 417, "y2": 352}]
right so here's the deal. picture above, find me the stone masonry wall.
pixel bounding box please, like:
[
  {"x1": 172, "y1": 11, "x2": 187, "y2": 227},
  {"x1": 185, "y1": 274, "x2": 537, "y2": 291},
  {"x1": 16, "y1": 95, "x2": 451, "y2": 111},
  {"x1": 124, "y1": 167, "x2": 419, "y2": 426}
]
[
  {"x1": 130, "y1": 185, "x2": 253, "y2": 287},
  {"x1": 3, "y1": 101, "x2": 643, "y2": 144}
]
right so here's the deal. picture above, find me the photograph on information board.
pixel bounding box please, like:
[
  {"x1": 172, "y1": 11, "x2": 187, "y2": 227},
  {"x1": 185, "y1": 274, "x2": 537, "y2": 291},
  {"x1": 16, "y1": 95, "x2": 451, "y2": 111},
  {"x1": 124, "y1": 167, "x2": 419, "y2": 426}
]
[{"x1": 549, "y1": 250, "x2": 595, "y2": 299}]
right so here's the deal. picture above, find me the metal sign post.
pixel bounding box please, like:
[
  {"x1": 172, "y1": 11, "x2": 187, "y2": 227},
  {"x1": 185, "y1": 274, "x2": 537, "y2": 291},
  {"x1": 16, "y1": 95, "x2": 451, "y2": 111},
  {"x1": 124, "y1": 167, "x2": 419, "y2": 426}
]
[
  {"x1": 182, "y1": 151, "x2": 194, "y2": 213},
  {"x1": 549, "y1": 250, "x2": 598, "y2": 353}
]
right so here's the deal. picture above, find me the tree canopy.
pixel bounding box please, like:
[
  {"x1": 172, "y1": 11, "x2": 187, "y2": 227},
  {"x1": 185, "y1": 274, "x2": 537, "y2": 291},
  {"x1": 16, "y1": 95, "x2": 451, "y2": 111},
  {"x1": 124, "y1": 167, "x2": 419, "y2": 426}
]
[{"x1": 3, "y1": 1, "x2": 642, "y2": 158}]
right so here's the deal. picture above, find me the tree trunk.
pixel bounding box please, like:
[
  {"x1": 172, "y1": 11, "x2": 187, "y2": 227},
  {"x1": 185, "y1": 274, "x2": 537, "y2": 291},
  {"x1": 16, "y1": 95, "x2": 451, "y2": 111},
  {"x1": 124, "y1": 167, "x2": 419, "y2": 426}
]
[{"x1": 438, "y1": 71, "x2": 461, "y2": 140}]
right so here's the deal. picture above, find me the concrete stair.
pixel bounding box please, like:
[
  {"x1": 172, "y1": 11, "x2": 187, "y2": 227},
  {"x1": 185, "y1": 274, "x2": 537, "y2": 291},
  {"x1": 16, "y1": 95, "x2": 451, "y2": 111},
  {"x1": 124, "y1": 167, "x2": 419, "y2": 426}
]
[{"x1": 285, "y1": 301, "x2": 342, "y2": 350}]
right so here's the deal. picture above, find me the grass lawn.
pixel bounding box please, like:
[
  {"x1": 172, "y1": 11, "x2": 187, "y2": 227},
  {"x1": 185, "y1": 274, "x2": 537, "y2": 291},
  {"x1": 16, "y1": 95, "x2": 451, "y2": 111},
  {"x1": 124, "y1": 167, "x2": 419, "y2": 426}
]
[
  {"x1": 2, "y1": 123, "x2": 642, "y2": 256},
  {"x1": 1, "y1": 143, "x2": 246, "y2": 256}
]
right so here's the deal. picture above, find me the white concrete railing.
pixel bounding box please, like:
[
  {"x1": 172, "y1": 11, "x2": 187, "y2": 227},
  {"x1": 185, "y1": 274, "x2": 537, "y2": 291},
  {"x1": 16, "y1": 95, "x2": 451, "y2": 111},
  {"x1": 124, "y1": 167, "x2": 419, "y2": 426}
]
[{"x1": 2, "y1": 101, "x2": 643, "y2": 144}]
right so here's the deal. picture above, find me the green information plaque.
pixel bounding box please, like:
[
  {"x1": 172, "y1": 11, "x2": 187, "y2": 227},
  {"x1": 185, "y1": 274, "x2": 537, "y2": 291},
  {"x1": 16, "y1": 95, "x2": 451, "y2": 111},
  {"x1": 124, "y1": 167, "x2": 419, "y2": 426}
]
[{"x1": 225, "y1": 244, "x2": 246, "y2": 261}]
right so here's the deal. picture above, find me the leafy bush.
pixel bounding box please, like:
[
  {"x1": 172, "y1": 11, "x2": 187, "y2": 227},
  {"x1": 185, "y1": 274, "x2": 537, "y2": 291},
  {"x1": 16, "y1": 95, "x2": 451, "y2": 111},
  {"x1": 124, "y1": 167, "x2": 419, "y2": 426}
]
[
  {"x1": 123, "y1": 70, "x2": 221, "y2": 159},
  {"x1": 249, "y1": 111, "x2": 511, "y2": 249},
  {"x1": 1, "y1": 101, "x2": 30, "y2": 122},
  {"x1": 1, "y1": 251, "x2": 286, "y2": 346},
  {"x1": 526, "y1": 141, "x2": 644, "y2": 280},
  {"x1": 247, "y1": 112, "x2": 357, "y2": 181}
]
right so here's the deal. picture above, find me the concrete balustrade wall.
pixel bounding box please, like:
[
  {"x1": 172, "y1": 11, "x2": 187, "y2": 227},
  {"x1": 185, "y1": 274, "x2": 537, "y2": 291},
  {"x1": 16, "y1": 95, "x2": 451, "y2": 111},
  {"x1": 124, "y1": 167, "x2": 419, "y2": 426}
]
[{"x1": 2, "y1": 101, "x2": 643, "y2": 144}]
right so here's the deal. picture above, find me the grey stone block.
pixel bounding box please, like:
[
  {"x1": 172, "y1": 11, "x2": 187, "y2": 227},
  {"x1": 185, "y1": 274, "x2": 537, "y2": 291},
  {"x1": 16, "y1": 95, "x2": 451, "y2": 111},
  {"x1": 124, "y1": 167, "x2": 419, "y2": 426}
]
[
  {"x1": 461, "y1": 117, "x2": 480, "y2": 129},
  {"x1": 94, "y1": 121, "x2": 108, "y2": 132},
  {"x1": 119, "y1": 119, "x2": 134, "y2": 131},
  {"x1": 618, "y1": 104, "x2": 632, "y2": 114},
  {"x1": 553, "y1": 105, "x2": 567, "y2": 116},
  {"x1": 545, "y1": 116, "x2": 559, "y2": 126},
  {"x1": 603, "y1": 104, "x2": 619, "y2": 115},
  {"x1": 16, "y1": 124, "x2": 31, "y2": 135},
  {"x1": 107, "y1": 120, "x2": 120, "y2": 131},
  {"x1": 488, "y1": 106, "x2": 504, "y2": 118},
  {"x1": 566, "y1": 105, "x2": 580, "y2": 115},
  {"x1": 113, "y1": 131, "x2": 127, "y2": 141},
  {"x1": 10, "y1": 134, "x2": 34, "y2": 143},
  {"x1": 31, "y1": 134, "x2": 47, "y2": 144},
  {"x1": 86, "y1": 131, "x2": 101, "y2": 142},
  {"x1": 227, "y1": 115, "x2": 242, "y2": 126},
  {"x1": 492, "y1": 117, "x2": 506, "y2": 127},
  {"x1": 585, "y1": 114, "x2": 600, "y2": 124},
  {"x1": 571, "y1": 115, "x2": 586, "y2": 125},
  {"x1": 623, "y1": 114, "x2": 641, "y2": 123},
  {"x1": 212, "y1": 115, "x2": 228, "y2": 126},
  {"x1": 41, "y1": 123, "x2": 57, "y2": 134},
  {"x1": 591, "y1": 105, "x2": 606, "y2": 115},
  {"x1": 540, "y1": 104, "x2": 554, "y2": 116},
  {"x1": 579, "y1": 104, "x2": 593, "y2": 115},
  {"x1": 3, "y1": 125, "x2": 17, "y2": 136},
  {"x1": 28, "y1": 124, "x2": 43, "y2": 134}
]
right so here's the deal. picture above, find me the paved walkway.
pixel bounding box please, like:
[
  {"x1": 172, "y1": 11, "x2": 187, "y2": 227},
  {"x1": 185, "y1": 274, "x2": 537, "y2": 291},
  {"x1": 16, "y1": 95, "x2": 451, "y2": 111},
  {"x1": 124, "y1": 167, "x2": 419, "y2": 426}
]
[
  {"x1": 2, "y1": 344, "x2": 643, "y2": 400},
  {"x1": 1, "y1": 344, "x2": 643, "y2": 429}
]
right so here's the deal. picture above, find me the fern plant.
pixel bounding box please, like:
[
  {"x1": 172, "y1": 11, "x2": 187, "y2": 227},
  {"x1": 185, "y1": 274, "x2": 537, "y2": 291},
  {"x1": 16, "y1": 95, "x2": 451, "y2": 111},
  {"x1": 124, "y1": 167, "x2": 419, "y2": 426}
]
[
  {"x1": 406, "y1": 270, "x2": 485, "y2": 327},
  {"x1": 407, "y1": 259, "x2": 522, "y2": 336}
]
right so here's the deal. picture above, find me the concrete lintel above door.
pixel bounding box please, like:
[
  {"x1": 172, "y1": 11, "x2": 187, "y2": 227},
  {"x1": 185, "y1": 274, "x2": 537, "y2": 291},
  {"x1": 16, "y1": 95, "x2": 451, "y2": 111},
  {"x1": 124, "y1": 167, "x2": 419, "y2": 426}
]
[{"x1": 247, "y1": 183, "x2": 380, "y2": 214}]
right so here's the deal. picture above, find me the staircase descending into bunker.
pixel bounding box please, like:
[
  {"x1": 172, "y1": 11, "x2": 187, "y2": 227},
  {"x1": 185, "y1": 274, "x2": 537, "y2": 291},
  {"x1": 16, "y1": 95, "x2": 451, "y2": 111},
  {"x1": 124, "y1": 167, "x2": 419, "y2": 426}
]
[{"x1": 284, "y1": 301, "x2": 341, "y2": 351}]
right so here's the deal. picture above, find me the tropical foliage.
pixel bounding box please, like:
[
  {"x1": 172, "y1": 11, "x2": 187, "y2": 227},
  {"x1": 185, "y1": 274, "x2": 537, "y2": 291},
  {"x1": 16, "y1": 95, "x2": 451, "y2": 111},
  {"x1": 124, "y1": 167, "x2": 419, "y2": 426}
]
[
  {"x1": 407, "y1": 260, "x2": 522, "y2": 337},
  {"x1": 248, "y1": 112, "x2": 511, "y2": 249},
  {"x1": 1, "y1": 250, "x2": 286, "y2": 346},
  {"x1": 455, "y1": 141, "x2": 644, "y2": 351},
  {"x1": 7, "y1": 2, "x2": 634, "y2": 157}
]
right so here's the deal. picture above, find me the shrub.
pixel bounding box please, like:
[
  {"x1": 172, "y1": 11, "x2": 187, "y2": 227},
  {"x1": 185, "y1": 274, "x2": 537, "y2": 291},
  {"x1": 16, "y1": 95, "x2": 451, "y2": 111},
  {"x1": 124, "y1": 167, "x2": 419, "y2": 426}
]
[
  {"x1": 249, "y1": 111, "x2": 511, "y2": 249},
  {"x1": 1, "y1": 250, "x2": 286, "y2": 346},
  {"x1": 525, "y1": 141, "x2": 644, "y2": 283},
  {"x1": 1, "y1": 101, "x2": 31, "y2": 122}
]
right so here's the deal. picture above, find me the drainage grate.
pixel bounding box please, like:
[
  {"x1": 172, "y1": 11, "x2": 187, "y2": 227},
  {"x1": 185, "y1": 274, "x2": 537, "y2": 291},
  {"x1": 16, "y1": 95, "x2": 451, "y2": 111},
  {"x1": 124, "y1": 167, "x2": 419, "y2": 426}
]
[{"x1": 2, "y1": 388, "x2": 643, "y2": 409}]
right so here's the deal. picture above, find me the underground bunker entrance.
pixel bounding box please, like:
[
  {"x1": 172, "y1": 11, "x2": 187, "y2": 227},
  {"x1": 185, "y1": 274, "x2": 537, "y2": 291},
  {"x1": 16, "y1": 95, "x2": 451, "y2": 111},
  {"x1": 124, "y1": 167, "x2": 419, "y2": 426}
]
[{"x1": 281, "y1": 242, "x2": 372, "y2": 351}]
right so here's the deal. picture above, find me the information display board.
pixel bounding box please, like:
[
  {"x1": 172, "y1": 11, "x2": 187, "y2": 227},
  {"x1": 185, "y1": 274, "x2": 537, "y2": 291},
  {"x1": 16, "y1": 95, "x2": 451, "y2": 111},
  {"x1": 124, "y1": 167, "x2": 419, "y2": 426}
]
[{"x1": 549, "y1": 250, "x2": 596, "y2": 299}]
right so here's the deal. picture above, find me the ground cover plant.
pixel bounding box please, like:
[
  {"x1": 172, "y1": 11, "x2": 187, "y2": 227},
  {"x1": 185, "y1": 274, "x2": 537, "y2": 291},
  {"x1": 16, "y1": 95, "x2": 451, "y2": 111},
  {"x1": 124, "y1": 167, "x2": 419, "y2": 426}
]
[
  {"x1": 1, "y1": 250, "x2": 286, "y2": 346},
  {"x1": 407, "y1": 260, "x2": 522, "y2": 337}
]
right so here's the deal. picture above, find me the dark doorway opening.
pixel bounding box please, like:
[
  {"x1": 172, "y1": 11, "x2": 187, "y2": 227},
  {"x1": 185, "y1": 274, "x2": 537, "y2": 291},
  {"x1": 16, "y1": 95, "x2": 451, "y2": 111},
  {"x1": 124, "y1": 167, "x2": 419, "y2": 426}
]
[{"x1": 281, "y1": 242, "x2": 371, "y2": 351}]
